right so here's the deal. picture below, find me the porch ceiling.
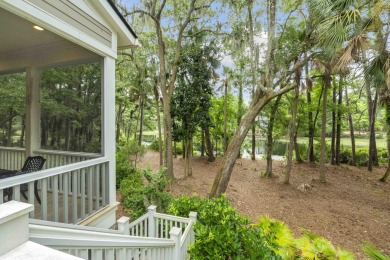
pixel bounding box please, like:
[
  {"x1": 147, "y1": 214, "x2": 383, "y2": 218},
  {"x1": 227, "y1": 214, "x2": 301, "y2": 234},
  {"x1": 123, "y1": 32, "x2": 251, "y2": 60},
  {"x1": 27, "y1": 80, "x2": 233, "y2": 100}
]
[{"x1": 0, "y1": 7, "x2": 100, "y2": 75}]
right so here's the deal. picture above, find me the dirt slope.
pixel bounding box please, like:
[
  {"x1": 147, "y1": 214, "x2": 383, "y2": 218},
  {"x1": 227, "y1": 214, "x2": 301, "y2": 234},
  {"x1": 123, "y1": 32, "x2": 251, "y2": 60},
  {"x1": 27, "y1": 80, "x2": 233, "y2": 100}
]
[{"x1": 137, "y1": 151, "x2": 390, "y2": 258}]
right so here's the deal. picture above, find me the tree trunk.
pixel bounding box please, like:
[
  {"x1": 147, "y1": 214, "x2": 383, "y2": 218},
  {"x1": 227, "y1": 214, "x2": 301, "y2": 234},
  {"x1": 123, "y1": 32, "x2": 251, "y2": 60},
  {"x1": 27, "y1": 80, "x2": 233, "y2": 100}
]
[
  {"x1": 367, "y1": 92, "x2": 378, "y2": 171},
  {"x1": 162, "y1": 99, "x2": 174, "y2": 179},
  {"x1": 331, "y1": 83, "x2": 336, "y2": 165},
  {"x1": 210, "y1": 90, "x2": 290, "y2": 197},
  {"x1": 319, "y1": 73, "x2": 330, "y2": 183},
  {"x1": 335, "y1": 77, "x2": 342, "y2": 165},
  {"x1": 184, "y1": 138, "x2": 193, "y2": 177},
  {"x1": 237, "y1": 77, "x2": 243, "y2": 159},
  {"x1": 215, "y1": 139, "x2": 218, "y2": 157},
  {"x1": 154, "y1": 86, "x2": 163, "y2": 167},
  {"x1": 251, "y1": 124, "x2": 256, "y2": 160},
  {"x1": 223, "y1": 79, "x2": 228, "y2": 152},
  {"x1": 138, "y1": 99, "x2": 144, "y2": 146},
  {"x1": 265, "y1": 95, "x2": 282, "y2": 177},
  {"x1": 345, "y1": 86, "x2": 356, "y2": 165},
  {"x1": 294, "y1": 122, "x2": 302, "y2": 163},
  {"x1": 247, "y1": 0, "x2": 257, "y2": 162},
  {"x1": 204, "y1": 126, "x2": 215, "y2": 162},
  {"x1": 64, "y1": 118, "x2": 71, "y2": 151},
  {"x1": 182, "y1": 140, "x2": 185, "y2": 159},
  {"x1": 210, "y1": 0, "x2": 299, "y2": 197},
  {"x1": 116, "y1": 104, "x2": 122, "y2": 143},
  {"x1": 285, "y1": 66, "x2": 300, "y2": 184},
  {"x1": 306, "y1": 74, "x2": 315, "y2": 162},
  {"x1": 201, "y1": 130, "x2": 205, "y2": 157},
  {"x1": 380, "y1": 103, "x2": 390, "y2": 182}
]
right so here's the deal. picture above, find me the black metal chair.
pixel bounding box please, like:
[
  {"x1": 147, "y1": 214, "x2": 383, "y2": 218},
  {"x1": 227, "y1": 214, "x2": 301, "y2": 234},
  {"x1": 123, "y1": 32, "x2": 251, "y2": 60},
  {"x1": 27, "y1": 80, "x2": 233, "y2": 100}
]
[{"x1": 20, "y1": 156, "x2": 46, "y2": 204}]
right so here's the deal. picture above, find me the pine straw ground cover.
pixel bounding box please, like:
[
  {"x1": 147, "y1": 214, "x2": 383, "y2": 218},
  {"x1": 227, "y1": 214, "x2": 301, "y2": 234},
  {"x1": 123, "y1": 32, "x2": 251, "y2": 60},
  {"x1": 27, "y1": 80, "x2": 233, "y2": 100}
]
[{"x1": 131, "y1": 151, "x2": 390, "y2": 259}]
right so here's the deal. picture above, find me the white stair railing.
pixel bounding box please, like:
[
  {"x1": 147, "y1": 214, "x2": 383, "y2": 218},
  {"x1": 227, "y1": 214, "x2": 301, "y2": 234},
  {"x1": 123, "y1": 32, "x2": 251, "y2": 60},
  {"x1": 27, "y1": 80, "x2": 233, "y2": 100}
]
[
  {"x1": 29, "y1": 205, "x2": 197, "y2": 260},
  {"x1": 30, "y1": 223, "x2": 176, "y2": 260},
  {"x1": 128, "y1": 205, "x2": 197, "y2": 259}
]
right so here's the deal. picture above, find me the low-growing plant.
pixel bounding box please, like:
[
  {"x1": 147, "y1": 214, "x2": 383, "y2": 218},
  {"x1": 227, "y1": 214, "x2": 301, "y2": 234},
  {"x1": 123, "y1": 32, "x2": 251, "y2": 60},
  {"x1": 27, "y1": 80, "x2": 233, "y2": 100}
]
[
  {"x1": 118, "y1": 140, "x2": 146, "y2": 167},
  {"x1": 120, "y1": 168, "x2": 172, "y2": 220},
  {"x1": 363, "y1": 243, "x2": 390, "y2": 260},
  {"x1": 168, "y1": 196, "x2": 292, "y2": 259},
  {"x1": 148, "y1": 139, "x2": 161, "y2": 151},
  {"x1": 167, "y1": 195, "x2": 355, "y2": 259},
  {"x1": 295, "y1": 230, "x2": 354, "y2": 260}
]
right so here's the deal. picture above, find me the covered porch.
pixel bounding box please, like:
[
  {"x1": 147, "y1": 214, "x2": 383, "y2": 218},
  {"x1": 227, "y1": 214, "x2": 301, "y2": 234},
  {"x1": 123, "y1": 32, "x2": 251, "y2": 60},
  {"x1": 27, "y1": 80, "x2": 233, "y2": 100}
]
[{"x1": 0, "y1": 0, "x2": 136, "y2": 227}]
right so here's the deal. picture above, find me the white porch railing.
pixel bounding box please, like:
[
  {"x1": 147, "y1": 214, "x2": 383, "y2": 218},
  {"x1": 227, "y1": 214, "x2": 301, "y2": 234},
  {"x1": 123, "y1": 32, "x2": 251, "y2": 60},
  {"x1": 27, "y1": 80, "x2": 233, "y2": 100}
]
[
  {"x1": 34, "y1": 149, "x2": 100, "y2": 169},
  {"x1": 0, "y1": 157, "x2": 110, "y2": 224},
  {"x1": 0, "y1": 146, "x2": 26, "y2": 170},
  {"x1": 0, "y1": 147, "x2": 101, "y2": 170},
  {"x1": 29, "y1": 206, "x2": 197, "y2": 260}
]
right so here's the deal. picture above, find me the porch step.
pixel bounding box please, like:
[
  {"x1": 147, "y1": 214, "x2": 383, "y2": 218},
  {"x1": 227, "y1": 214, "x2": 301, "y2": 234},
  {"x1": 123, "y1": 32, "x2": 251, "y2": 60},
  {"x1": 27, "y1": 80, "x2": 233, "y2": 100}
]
[
  {"x1": 0, "y1": 241, "x2": 82, "y2": 260},
  {"x1": 77, "y1": 202, "x2": 119, "y2": 228},
  {"x1": 0, "y1": 201, "x2": 81, "y2": 259}
]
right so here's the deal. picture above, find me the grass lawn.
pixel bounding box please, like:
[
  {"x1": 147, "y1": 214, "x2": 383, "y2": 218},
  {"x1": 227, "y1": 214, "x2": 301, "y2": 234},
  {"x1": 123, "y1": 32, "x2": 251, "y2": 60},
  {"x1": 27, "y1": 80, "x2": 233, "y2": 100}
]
[{"x1": 296, "y1": 137, "x2": 387, "y2": 148}]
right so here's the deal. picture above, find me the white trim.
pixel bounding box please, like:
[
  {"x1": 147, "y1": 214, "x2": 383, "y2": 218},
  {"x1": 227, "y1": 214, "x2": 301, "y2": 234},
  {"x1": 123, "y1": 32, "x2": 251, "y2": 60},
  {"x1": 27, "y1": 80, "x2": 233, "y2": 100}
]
[
  {"x1": 0, "y1": 0, "x2": 117, "y2": 58},
  {"x1": 91, "y1": 0, "x2": 139, "y2": 48}
]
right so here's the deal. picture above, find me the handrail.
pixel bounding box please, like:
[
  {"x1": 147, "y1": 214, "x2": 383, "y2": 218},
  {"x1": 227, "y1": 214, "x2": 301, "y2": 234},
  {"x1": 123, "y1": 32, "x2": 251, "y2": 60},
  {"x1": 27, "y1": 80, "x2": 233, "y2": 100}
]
[
  {"x1": 0, "y1": 157, "x2": 109, "y2": 189},
  {"x1": 34, "y1": 149, "x2": 101, "y2": 158},
  {"x1": 0, "y1": 146, "x2": 25, "y2": 152},
  {"x1": 30, "y1": 225, "x2": 175, "y2": 248},
  {"x1": 155, "y1": 212, "x2": 191, "y2": 224},
  {"x1": 30, "y1": 219, "x2": 122, "y2": 235},
  {"x1": 180, "y1": 220, "x2": 193, "y2": 246},
  {"x1": 30, "y1": 224, "x2": 174, "y2": 244},
  {"x1": 128, "y1": 213, "x2": 148, "y2": 228}
]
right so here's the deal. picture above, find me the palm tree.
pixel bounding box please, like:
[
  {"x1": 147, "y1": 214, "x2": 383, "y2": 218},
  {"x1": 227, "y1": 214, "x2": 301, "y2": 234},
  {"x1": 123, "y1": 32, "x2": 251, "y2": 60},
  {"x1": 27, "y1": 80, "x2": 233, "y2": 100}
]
[{"x1": 311, "y1": 0, "x2": 390, "y2": 173}]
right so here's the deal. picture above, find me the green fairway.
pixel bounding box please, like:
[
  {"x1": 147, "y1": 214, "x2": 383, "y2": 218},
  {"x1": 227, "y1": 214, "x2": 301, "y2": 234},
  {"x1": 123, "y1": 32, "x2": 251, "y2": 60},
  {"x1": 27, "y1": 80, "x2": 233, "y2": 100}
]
[{"x1": 296, "y1": 137, "x2": 387, "y2": 148}]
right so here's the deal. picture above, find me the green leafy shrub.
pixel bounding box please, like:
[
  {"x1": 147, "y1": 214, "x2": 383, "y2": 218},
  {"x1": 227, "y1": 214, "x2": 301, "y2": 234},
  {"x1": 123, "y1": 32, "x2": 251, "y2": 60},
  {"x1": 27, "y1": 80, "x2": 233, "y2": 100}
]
[
  {"x1": 338, "y1": 147, "x2": 387, "y2": 166},
  {"x1": 339, "y1": 147, "x2": 351, "y2": 164},
  {"x1": 243, "y1": 216, "x2": 296, "y2": 259},
  {"x1": 168, "y1": 195, "x2": 250, "y2": 259},
  {"x1": 118, "y1": 140, "x2": 146, "y2": 167},
  {"x1": 116, "y1": 150, "x2": 137, "y2": 188},
  {"x1": 120, "y1": 168, "x2": 172, "y2": 220},
  {"x1": 119, "y1": 170, "x2": 145, "y2": 219},
  {"x1": 167, "y1": 195, "x2": 355, "y2": 259},
  {"x1": 175, "y1": 143, "x2": 183, "y2": 155},
  {"x1": 297, "y1": 143, "x2": 308, "y2": 161},
  {"x1": 355, "y1": 148, "x2": 369, "y2": 166},
  {"x1": 314, "y1": 141, "x2": 331, "y2": 163},
  {"x1": 377, "y1": 148, "x2": 388, "y2": 164},
  {"x1": 295, "y1": 230, "x2": 354, "y2": 260},
  {"x1": 149, "y1": 139, "x2": 161, "y2": 151}
]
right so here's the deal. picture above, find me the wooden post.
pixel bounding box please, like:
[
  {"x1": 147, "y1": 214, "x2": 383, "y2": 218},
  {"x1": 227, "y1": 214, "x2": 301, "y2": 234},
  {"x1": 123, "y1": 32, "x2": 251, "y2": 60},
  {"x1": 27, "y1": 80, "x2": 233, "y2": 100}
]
[
  {"x1": 148, "y1": 205, "x2": 157, "y2": 237},
  {"x1": 189, "y1": 211, "x2": 197, "y2": 244},
  {"x1": 101, "y1": 57, "x2": 116, "y2": 205},
  {"x1": 117, "y1": 216, "x2": 130, "y2": 235},
  {"x1": 25, "y1": 67, "x2": 41, "y2": 157},
  {"x1": 170, "y1": 227, "x2": 182, "y2": 260}
]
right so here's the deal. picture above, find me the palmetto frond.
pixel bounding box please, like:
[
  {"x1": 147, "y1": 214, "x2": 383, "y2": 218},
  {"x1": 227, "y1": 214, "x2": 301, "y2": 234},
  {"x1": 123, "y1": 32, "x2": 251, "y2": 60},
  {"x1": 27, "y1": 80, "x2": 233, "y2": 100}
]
[{"x1": 335, "y1": 34, "x2": 370, "y2": 70}]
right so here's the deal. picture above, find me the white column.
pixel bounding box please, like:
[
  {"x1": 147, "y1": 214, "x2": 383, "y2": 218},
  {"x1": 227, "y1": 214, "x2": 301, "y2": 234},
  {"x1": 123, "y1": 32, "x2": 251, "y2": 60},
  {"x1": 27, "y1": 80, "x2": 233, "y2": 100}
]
[
  {"x1": 25, "y1": 67, "x2": 41, "y2": 156},
  {"x1": 101, "y1": 57, "x2": 116, "y2": 204}
]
